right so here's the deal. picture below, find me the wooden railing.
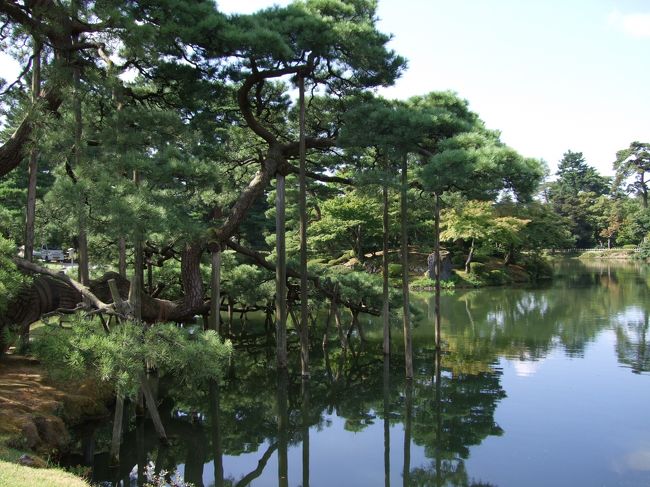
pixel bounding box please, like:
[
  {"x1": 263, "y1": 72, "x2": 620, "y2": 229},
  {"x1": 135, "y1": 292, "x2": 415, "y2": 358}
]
[{"x1": 544, "y1": 247, "x2": 640, "y2": 253}]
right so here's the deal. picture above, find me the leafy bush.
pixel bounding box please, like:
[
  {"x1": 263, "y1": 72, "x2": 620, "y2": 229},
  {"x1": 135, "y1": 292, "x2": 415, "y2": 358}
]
[
  {"x1": 521, "y1": 254, "x2": 553, "y2": 280},
  {"x1": 0, "y1": 236, "x2": 28, "y2": 316},
  {"x1": 450, "y1": 253, "x2": 466, "y2": 266},
  {"x1": 410, "y1": 276, "x2": 455, "y2": 291},
  {"x1": 0, "y1": 236, "x2": 30, "y2": 354},
  {"x1": 469, "y1": 262, "x2": 486, "y2": 275},
  {"x1": 388, "y1": 263, "x2": 402, "y2": 278},
  {"x1": 485, "y1": 269, "x2": 510, "y2": 285},
  {"x1": 221, "y1": 263, "x2": 274, "y2": 308},
  {"x1": 33, "y1": 316, "x2": 232, "y2": 397},
  {"x1": 462, "y1": 272, "x2": 483, "y2": 287},
  {"x1": 637, "y1": 239, "x2": 650, "y2": 260}
]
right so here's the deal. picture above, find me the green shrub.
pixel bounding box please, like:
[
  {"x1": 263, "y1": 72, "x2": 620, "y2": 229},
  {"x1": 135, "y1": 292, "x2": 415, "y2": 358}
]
[
  {"x1": 410, "y1": 276, "x2": 455, "y2": 291},
  {"x1": 455, "y1": 271, "x2": 482, "y2": 287},
  {"x1": 32, "y1": 316, "x2": 232, "y2": 398},
  {"x1": 0, "y1": 236, "x2": 27, "y2": 316},
  {"x1": 0, "y1": 236, "x2": 30, "y2": 354},
  {"x1": 450, "y1": 253, "x2": 465, "y2": 266},
  {"x1": 522, "y1": 254, "x2": 553, "y2": 280},
  {"x1": 486, "y1": 269, "x2": 510, "y2": 285},
  {"x1": 637, "y1": 240, "x2": 650, "y2": 260},
  {"x1": 469, "y1": 262, "x2": 487, "y2": 275},
  {"x1": 388, "y1": 263, "x2": 402, "y2": 278}
]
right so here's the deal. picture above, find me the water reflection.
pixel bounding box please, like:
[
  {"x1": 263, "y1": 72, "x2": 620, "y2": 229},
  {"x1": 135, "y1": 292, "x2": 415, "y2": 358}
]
[
  {"x1": 76, "y1": 344, "x2": 506, "y2": 486},
  {"x1": 415, "y1": 259, "x2": 650, "y2": 368},
  {"x1": 615, "y1": 307, "x2": 650, "y2": 374},
  {"x1": 66, "y1": 259, "x2": 650, "y2": 486}
]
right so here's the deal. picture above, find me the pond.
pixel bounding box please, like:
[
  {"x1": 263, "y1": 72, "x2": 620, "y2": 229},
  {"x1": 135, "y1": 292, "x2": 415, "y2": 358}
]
[{"x1": 70, "y1": 259, "x2": 650, "y2": 487}]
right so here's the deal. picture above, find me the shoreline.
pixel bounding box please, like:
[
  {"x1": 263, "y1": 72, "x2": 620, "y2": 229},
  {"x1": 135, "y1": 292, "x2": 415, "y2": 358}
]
[{"x1": 0, "y1": 354, "x2": 111, "y2": 486}]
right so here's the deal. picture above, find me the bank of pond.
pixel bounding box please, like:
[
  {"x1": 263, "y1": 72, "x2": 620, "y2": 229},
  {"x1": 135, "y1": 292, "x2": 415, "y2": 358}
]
[{"x1": 2, "y1": 258, "x2": 650, "y2": 486}]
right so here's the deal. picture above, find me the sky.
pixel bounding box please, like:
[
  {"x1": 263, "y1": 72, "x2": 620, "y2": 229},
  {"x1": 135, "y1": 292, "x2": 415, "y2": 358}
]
[
  {"x1": 215, "y1": 0, "x2": 650, "y2": 176},
  {"x1": 2, "y1": 0, "x2": 648, "y2": 176}
]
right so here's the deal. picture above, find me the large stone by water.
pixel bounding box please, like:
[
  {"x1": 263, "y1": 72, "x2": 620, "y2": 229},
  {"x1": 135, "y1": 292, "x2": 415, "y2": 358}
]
[{"x1": 427, "y1": 251, "x2": 453, "y2": 280}]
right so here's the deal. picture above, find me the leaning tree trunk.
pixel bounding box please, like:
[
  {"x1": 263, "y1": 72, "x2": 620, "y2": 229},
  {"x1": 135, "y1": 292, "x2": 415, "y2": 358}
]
[
  {"x1": 298, "y1": 73, "x2": 309, "y2": 377},
  {"x1": 24, "y1": 40, "x2": 41, "y2": 263},
  {"x1": 0, "y1": 81, "x2": 62, "y2": 179},
  {"x1": 465, "y1": 238, "x2": 475, "y2": 274},
  {"x1": 276, "y1": 174, "x2": 288, "y2": 369},
  {"x1": 401, "y1": 154, "x2": 413, "y2": 379},
  {"x1": 504, "y1": 244, "x2": 514, "y2": 266}
]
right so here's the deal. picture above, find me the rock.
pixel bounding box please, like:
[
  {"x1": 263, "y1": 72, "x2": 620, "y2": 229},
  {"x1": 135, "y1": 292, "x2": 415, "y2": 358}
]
[
  {"x1": 21, "y1": 421, "x2": 41, "y2": 450},
  {"x1": 33, "y1": 416, "x2": 70, "y2": 452},
  {"x1": 18, "y1": 454, "x2": 47, "y2": 468},
  {"x1": 427, "y1": 251, "x2": 453, "y2": 280}
]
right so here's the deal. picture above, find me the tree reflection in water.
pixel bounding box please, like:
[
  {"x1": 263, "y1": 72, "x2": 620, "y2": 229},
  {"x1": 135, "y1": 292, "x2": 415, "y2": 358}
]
[
  {"x1": 615, "y1": 308, "x2": 650, "y2": 374},
  {"x1": 64, "y1": 259, "x2": 650, "y2": 486},
  {"x1": 69, "y1": 339, "x2": 506, "y2": 487}
]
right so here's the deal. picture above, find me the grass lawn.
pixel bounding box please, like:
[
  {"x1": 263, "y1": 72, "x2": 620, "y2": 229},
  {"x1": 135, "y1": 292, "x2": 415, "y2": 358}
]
[{"x1": 0, "y1": 459, "x2": 91, "y2": 487}]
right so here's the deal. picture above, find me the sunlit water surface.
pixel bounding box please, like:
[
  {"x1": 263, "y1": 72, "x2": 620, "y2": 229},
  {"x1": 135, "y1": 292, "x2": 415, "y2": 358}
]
[{"x1": 71, "y1": 259, "x2": 650, "y2": 487}]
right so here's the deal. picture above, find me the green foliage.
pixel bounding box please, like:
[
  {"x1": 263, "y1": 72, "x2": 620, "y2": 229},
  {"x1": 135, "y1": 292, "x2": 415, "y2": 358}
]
[
  {"x1": 0, "y1": 236, "x2": 27, "y2": 316},
  {"x1": 547, "y1": 151, "x2": 611, "y2": 247},
  {"x1": 441, "y1": 201, "x2": 493, "y2": 243},
  {"x1": 32, "y1": 317, "x2": 232, "y2": 397},
  {"x1": 320, "y1": 266, "x2": 400, "y2": 311},
  {"x1": 410, "y1": 275, "x2": 456, "y2": 292},
  {"x1": 613, "y1": 141, "x2": 650, "y2": 206},
  {"x1": 616, "y1": 200, "x2": 650, "y2": 245},
  {"x1": 387, "y1": 263, "x2": 402, "y2": 278},
  {"x1": 485, "y1": 269, "x2": 510, "y2": 285},
  {"x1": 221, "y1": 263, "x2": 275, "y2": 308},
  {"x1": 516, "y1": 202, "x2": 575, "y2": 250},
  {"x1": 637, "y1": 238, "x2": 650, "y2": 260},
  {"x1": 520, "y1": 254, "x2": 553, "y2": 280},
  {"x1": 310, "y1": 190, "x2": 383, "y2": 259},
  {"x1": 469, "y1": 262, "x2": 486, "y2": 275},
  {"x1": 467, "y1": 262, "x2": 513, "y2": 285}
]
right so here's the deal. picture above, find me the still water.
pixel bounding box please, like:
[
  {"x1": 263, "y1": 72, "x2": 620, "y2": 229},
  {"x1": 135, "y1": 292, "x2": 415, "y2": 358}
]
[{"x1": 77, "y1": 259, "x2": 650, "y2": 487}]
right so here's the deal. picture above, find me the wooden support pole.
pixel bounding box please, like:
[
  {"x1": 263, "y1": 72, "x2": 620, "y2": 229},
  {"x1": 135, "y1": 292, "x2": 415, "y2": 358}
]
[
  {"x1": 139, "y1": 372, "x2": 167, "y2": 441},
  {"x1": 276, "y1": 175, "x2": 288, "y2": 369},
  {"x1": 401, "y1": 154, "x2": 413, "y2": 379},
  {"x1": 109, "y1": 394, "x2": 124, "y2": 465},
  {"x1": 210, "y1": 246, "x2": 222, "y2": 332},
  {"x1": 298, "y1": 72, "x2": 310, "y2": 378}
]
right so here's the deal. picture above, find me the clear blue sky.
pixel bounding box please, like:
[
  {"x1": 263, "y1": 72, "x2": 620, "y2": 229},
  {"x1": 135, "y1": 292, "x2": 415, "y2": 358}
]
[
  {"x1": 217, "y1": 0, "x2": 650, "y2": 176},
  {"x1": 2, "y1": 0, "x2": 647, "y2": 176}
]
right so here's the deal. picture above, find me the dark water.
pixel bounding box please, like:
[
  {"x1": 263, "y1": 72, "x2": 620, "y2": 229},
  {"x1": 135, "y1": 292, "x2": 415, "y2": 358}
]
[{"x1": 73, "y1": 259, "x2": 650, "y2": 487}]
